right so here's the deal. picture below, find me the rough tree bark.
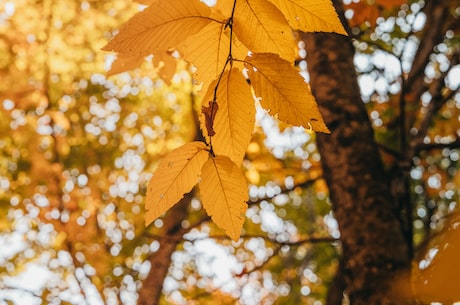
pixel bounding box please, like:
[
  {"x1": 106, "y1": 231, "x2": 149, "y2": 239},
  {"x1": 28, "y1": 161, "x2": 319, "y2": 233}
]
[{"x1": 303, "y1": 2, "x2": 414, "y2": 304}]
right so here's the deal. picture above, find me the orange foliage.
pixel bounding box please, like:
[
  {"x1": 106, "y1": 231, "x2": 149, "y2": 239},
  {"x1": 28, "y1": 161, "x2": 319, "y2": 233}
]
[{"x1": 104, "y1": 0, "x2": 345, "y2": 240}]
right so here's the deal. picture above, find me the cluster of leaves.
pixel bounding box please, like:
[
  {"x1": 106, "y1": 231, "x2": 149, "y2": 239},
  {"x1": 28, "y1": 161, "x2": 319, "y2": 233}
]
[
  {"x1": 0, "y1": 1, "x2": 338, "y2": 304},
  {"x1": 103, "y1": 0, "x2": 346, "y2": 240}
]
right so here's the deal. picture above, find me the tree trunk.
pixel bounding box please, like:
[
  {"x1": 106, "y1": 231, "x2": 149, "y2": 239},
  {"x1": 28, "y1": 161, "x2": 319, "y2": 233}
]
[
  {"x1": 303, "y1": 2, "x2": 414, "y2": 304},
  {"x1": 137, "y1": 193, "x2": 192, "y2": 305},
  {"x1": 138, "y1": 93, "x2": 203, "y2": 305}
]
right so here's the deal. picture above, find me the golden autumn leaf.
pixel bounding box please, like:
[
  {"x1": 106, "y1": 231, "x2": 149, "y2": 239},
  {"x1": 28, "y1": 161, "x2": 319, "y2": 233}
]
[
  {"x1": 100, "y1": 0, "x2": 346, "y2": 233},
  {"x1": 233, "y1": 0, "x2": 296, "y2": 63},
  {"x1": 212, "y1": 0, "x2": 235, "y2": 17},
  {"x1": 178, "y1": 22, "x2": 249, "y2": 94},
  {"x1": 107, "y1": 51, "x2": 177, "y2": 83},
  {"x1": 145, "y1": 141, "x2": 209, "y2": 224},
  {"x1": 107, "y1": 54, "x2": 145, "y2": 77},
  {"x1": 102, "y1": 0, "x2": 213, "y2": 56},
  {"x1": 152, "y1": 51, "x2": 177, "y2": 85},
  {"x1": 246, "y1": 53, "x2": 329, "y2": 132},
  {"x1": 200, "y1": 68, "x2": 255, "y2": 165},
  {"x1": 200, "y1": 156, "x2": 248, "y2": 241},
  {"x1": 266, "y1": 0, "x2": 347, "y2": 35}
]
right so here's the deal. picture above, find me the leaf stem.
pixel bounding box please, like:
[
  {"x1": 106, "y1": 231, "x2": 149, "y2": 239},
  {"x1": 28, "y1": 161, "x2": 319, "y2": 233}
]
[{"x1": 207, "y1": 0, "x2": 238, "y2": 151}]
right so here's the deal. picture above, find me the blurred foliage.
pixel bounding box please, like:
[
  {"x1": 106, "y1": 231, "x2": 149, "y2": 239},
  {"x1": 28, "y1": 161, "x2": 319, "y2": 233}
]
[
  {"x1": 344, "y1": 0, "x2": 460, "y2": 302},
  {"x1": 0, "y1": 0, "x2": 460, "y2": 305},
  {"x1": 0, "y1": 0, "x2": 196, "y2": 303},
  {"x1": 345, "y1": 0, "x2": 460, "y2": 243}
]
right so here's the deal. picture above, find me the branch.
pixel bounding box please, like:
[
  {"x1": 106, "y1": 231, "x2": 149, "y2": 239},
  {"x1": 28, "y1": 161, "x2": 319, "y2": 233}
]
[
  {"x1": 0, "y1": 284, "x2": 42, "y2": 298},
  {"x1": 65, "y1": 241, "x2": 91, "y2": 305},
  {"x1": 239, "y1": 244, "x2": 283, "y2": 276},
  {"x1": 409, "y1": 53, "x2": 460, "y2": 157},
  {"x1": 415, "y1": 137, "x2": 460, "y2": 153},
  {"x1": 377, "y1": 143, "x2": 403, "y2": 159},
  {"x1": 184, "y1": 233, "x2": 337, "y2": 245},
  {"x1": 248, "y1": 177, "x2": 322, "y2": 205},
  {"x1": 401, "y1": 2, "x2": 450, "y2": 152},
  {"x1": 403, "y1": 2, "x2": 448, "y2": 90}
]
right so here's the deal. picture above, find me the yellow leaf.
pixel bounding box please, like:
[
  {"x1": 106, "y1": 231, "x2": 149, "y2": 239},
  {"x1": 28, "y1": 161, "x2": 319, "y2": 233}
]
[
  {"x1": 179, "y1": 22, "x2": 249, "y2": 94},
  {"x1": 212, "y1": 0, "x2": 234, "y2": 17},
  {"x1": 200, "y1": 156, "x2": 248, "y2": 241},
  {"x1": 246, "y1": 53, "x2": 329, "y2": 132},
  {"x1": 152, "y1": 51, "x2": 177, "y2": 85},
  {"x1": 201, "y1": 68, "x2": 255, "y2": 165},
  {"x1": 267, "y1": 0, "x2": 347, "y2": 35},
  {"x1": 233, "y1": 0, "x2": 296, "y2": 63},
  {"x1": 107, "y1": 54, "x2": 145, "y2": 77},
  {"x1": 107, "y1": 52, "x2": 176, "y2": 84},
  {"x1": 102, "y1": 0, "x2": 213, "y2": 56},
  {"x1": 145, "y1": 141, "x2": 209, "y2": 224}
]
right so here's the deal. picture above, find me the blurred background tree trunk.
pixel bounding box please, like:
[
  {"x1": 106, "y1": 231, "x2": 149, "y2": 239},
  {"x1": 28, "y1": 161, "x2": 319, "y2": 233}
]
[
  {"x1": 138, "y1": 196, "x2": 190, "y2": 305},
  {"x1": 303, "y1": 1, "x2": 414, "y2": 304}
]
